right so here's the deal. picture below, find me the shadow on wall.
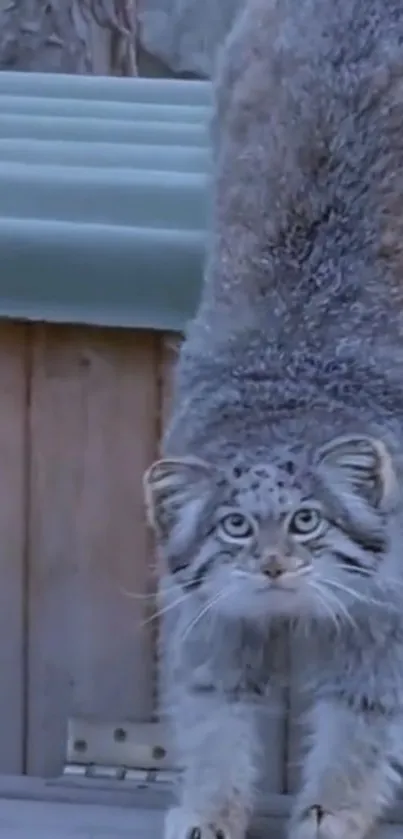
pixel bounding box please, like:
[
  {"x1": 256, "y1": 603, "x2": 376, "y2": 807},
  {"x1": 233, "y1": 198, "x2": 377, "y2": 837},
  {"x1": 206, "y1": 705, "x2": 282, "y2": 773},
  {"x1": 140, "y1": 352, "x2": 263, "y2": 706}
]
[
  {"x1": 138, "y1": 0, "x2": 243, "y2": 78},
  {"x1": 0, "y1": 0, "x2": 137, "y2": 76}
]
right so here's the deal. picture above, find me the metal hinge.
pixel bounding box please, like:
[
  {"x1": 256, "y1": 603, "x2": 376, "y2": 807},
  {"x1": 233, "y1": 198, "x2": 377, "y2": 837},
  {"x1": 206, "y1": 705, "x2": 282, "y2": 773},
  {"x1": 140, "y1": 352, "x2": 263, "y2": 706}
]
[{"x1": 64, "y1": 717, "x2": 179, "y2": 786}]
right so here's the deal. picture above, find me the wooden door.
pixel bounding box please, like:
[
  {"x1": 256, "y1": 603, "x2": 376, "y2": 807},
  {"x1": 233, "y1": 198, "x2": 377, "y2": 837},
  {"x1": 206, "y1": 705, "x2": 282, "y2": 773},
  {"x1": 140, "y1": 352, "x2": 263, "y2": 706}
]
[{"x1": 0, "y1": 322, "x2": 163, "y2": 776}]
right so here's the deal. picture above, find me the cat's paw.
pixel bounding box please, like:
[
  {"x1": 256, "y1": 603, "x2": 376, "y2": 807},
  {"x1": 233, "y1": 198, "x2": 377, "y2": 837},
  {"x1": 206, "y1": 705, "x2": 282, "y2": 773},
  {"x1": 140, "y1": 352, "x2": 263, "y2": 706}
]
[
  {"x1": 164, "y1": 807, "x2": 242, "y2": 839},
  {"x1": 290, "y1": 806, "x2": 368, "y2": 839}
]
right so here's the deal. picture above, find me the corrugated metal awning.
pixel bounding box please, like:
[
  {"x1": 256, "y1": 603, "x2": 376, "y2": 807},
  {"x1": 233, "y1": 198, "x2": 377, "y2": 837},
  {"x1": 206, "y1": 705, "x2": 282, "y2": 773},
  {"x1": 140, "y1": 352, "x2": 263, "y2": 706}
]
[{"x1": 0, "y1": 72, "x2": 211, "y2": 331}]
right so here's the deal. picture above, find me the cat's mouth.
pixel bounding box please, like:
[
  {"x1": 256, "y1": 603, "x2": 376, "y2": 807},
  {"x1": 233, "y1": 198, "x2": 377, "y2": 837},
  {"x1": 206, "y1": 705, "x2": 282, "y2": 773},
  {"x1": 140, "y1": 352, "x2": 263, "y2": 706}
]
[
  {"x1": 204, "y1": 565, "x2": 316, "y2": 622},
  {"x1": 233, "y1": 567, "x2": 312, "y2": 591}
]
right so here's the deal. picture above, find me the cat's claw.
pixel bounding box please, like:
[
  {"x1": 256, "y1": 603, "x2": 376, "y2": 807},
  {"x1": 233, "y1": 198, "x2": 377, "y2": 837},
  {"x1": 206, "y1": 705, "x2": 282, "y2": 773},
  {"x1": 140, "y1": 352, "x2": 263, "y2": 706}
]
[
  {"x1": 165, "y1": 807, "x2": 237, "y2": 839},
  {"x1": 290, "y1": 805, "x2": 368, "y2": 839}
]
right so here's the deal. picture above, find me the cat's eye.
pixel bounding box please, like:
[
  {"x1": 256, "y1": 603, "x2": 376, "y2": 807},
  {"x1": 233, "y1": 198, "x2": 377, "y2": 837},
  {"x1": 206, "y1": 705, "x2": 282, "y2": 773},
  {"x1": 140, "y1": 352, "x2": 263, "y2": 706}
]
[
  {"x1": 288, "y1": 506, "x2": 324, "y2": 540},
  {"x1": 218, "y1": 512, "x2": 255, "y2": 542}
]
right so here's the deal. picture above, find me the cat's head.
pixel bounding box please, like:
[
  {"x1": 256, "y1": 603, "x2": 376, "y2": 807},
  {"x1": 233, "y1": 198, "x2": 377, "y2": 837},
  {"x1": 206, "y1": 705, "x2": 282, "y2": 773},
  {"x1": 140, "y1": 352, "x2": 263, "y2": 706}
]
[{"x1": 144, "y1": 434, "x2": 400, "y2": 625}]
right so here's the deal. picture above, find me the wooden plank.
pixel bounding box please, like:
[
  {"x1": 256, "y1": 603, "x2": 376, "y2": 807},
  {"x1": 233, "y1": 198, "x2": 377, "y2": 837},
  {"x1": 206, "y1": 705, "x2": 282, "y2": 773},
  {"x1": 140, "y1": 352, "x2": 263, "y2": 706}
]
[
  {"x1": 286, "y1": 638, "x2": 316, "y2": 793},
  {"x1": 0, "y1": 794, "x2": 285, "y2": 839},
  {"x1": 257, "y1": 637, "x2": 289, "y2": 795},
  {"x1": 0, "y1": 797, "x2": 289, "y2": 839},
  {"x1": 26, "y1": 325, "x2": 159, "y2": 776},
  {"x1": 0, "y1": 779, "x2": 403, "y2": 829},
  {"x1": 0, "y1": 798, "x2": 165, "y2": 839},
  {"x1": 0, "y1": 323, "x2": 27, "y2": 774},
  {"x1": 0, "y1": 792, "x2": 400, "y2": 839},
  {"x1": 153, "y1": 333, "x2": 182, "y2": 711}
]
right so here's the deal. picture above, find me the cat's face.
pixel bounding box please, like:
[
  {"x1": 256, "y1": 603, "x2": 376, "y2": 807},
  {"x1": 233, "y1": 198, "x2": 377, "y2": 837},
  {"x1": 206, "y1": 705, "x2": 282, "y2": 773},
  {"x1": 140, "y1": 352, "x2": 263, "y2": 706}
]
[{"x1": 144, "y1": 435, "x2": 399, "y2": 625}]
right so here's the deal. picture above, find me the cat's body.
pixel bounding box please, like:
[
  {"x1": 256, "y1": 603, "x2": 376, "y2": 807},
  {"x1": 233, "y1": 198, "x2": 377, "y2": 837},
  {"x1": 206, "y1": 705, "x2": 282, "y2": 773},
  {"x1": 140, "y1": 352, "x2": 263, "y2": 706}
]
[
  {"x1": 167, "y1": 0, "x2": 403, "y2": 463},
  {"x1": 144, "y1": 1, "x2": 403, "y2": 837}
]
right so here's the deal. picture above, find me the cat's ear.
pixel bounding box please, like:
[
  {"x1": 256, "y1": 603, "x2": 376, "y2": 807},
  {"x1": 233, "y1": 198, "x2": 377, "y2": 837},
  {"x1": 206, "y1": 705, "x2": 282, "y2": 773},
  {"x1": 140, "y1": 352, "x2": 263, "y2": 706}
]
[
  {"x1": 143, "y1": 456, "x2": 214, "y2": 540},
  {"x1": 316, "y1": 434, "x2": 397, "y2": 509}
]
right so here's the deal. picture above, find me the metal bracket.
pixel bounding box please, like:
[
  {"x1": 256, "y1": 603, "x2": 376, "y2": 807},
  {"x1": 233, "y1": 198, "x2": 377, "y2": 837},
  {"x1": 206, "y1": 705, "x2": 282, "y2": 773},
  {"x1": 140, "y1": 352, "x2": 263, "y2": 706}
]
[{"x1": 64, "y1": 717, "x2": 179, "y2": 785}]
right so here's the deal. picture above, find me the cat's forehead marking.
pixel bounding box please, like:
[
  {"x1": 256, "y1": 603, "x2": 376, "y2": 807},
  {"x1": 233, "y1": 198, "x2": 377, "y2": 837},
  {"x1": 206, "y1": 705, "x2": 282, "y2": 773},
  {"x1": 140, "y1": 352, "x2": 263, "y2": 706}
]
[{"x1": 226, "y1": 459, "x2": 306, "y2": 518}]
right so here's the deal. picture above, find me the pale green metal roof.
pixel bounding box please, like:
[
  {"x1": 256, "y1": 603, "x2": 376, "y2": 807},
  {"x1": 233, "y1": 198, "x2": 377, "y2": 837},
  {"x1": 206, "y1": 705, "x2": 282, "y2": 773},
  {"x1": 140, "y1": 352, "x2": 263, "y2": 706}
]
[{"x1": 0, "y1": 72, "x2": 211, "y2": 330}]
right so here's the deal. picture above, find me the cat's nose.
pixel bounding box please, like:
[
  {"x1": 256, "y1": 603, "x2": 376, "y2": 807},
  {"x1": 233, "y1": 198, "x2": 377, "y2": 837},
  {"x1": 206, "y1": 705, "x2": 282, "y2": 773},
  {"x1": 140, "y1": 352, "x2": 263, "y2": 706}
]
[{"x1": 262, "y1": 553, "x2": 284, "y2": 578}]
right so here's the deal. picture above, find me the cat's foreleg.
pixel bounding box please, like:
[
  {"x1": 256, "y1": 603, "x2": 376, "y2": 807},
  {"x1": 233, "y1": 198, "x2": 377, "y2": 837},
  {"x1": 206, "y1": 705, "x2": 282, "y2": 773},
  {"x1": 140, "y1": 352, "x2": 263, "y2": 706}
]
[
  {"x1": 290, "y1": 697, "x2": 402, "y2": 839},
  {"x1": 165, "y1": 690, "x2": 259, "y2": 839}
]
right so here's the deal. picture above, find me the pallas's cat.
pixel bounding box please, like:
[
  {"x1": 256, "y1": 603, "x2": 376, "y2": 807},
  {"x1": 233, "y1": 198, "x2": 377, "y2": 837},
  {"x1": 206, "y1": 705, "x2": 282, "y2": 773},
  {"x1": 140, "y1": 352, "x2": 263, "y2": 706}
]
[{"x1": 144, "y1": 1, "x2": 403, "y2": 836}]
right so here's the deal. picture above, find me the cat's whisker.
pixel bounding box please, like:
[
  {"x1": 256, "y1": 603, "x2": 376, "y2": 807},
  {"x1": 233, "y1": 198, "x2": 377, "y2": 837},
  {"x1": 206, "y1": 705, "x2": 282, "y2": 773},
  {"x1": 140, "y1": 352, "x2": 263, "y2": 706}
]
[
  {"x1": 323, "y1": 584, "x2": 360, "y2": 629},
  {"x1": 309, "y1": 582, "x2": 342, "y2": 634},
  {"x1": 119, "y1": 587, "x2": 159, "y2": 601},
  {"x1": 180, "y1": 588, "x2": 229, "y2": 644},
  {"x1": 140, "y1": 591, "x2": 191, "y2": 627},
  {"x1": 119, "y1": 582, "x2": 180, "y2": 601},
  {"x1": 321, "y1": 577, "x2": 370, "y2": 602},
  {"x1": 336, "y1": 566, "x2": 403, "y2": 597},
  {"x1": 312, "y1": 578, "x2": 359, "y2": 632},
  {"x1": 326, "y1": 591, "x2": 359, "y2": 632},
  {"x1": 321, "y1": 577, "x2": 386, "y2": 609},
  {"x1": 329, "y1": 571, "x2": 403, "y2": 611},
  {"x1": 335, "y1": 564, "x2": 373, "y2": 577}
]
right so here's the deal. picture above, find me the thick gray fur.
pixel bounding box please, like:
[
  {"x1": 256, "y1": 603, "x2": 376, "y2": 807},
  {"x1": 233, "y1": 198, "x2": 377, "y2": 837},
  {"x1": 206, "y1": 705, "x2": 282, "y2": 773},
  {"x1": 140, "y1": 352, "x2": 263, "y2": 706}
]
[{"x1": 144, "y1": 2, "x2": 403, "y2": 837}]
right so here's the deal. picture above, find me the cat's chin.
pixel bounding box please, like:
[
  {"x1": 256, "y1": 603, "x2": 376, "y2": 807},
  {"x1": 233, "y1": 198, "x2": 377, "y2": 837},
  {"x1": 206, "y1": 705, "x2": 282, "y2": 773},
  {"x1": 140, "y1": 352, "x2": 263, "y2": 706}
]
[{"x1": 204, "y1": 571, "x2": 320, "y2": 623}]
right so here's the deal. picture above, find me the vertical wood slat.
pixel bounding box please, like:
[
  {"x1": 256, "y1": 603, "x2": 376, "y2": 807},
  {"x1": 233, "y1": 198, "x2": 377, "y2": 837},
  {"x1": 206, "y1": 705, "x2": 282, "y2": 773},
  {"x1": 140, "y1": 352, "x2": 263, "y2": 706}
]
[
  {"x1": 159, "y1": 332, "x2": 181, "y2": 433},
  {"x1": 158, "y1": 333, "x2": 288, "y2": 794},
  {"x1": 0, "y1": 324, "x2": 26, "y2": 774},
  {"x1": 153, "y1": 333, "x2": 181, "y2": 712},
  {"x1": 257, "y1": 639, "x2": 289, "y2": 795},
  {"x1": 26, "y1": 325, "x2": 159, "y2": 776},
  {"x1": 286, "y1": 640, "x2": 315, "y2": 793}
]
